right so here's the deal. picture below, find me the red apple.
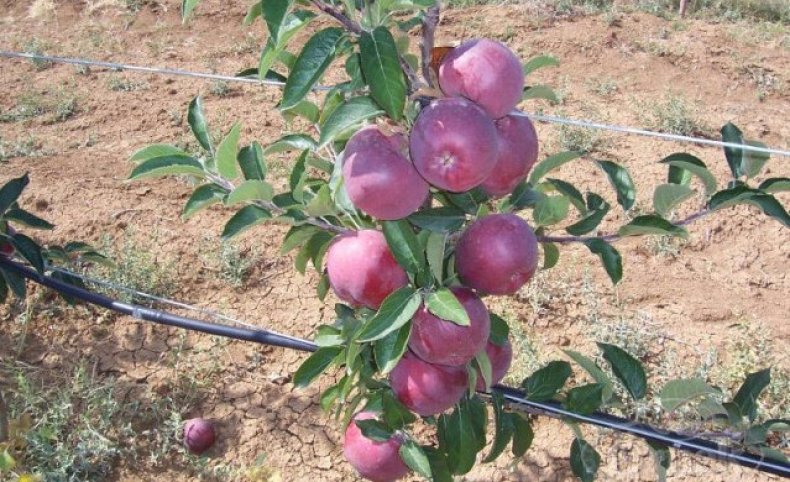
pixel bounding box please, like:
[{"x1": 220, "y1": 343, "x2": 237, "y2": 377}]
[
  {"x1": 409, "y1": 98, "x2": 498, "y2": 192},
  {"x1": 480, "y1": 113, "x2": 539, "y2": 198},
  {"x1": 343, "y1": 126, "x2": 429, "y2": 220},
  {"x1": 343, "y1": 411, "x2": 410, "y2": 482},
  {"x1": 183, "y1": 418, "x2": 215, "y2": 455},
  {"x1": 325, "y1": 230, "x2": 408, "y2": 309},
  {"x1": 408, "y1": 287, "x2": 490, "y2": 367},
  {"x1": 475, "y1": 339, "x2": 513, "y2": 391},
  {"x1": 438, "y1": 39, "x2": 525, "y2": 119},
  {"x1": 390, "y1": 352, "x2": 468, "y2": 416},
  {"x1": 455, "y1": 213, "x2": 539, "y2": 295}
]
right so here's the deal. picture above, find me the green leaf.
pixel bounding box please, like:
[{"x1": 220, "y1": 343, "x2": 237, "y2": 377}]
[
  {"x1": 522, "y1": 360, "x2": 572, "y2": 402},
  {"x1": 374, "y1": 321, "x2": 411, "y2": 374},
  {"x1": 742, "y1": 141, "x2": 770, "y2": 179},
  {"x1": 570, "y1": 438, "x2": 601, "y2": 482},
  {"x1": 653, "y1": 183, "x2": 695, "y2": 217},
  {"x1": 12, "y1": 233, "x2": 45, "y2": 273},
  {"x1": 318, "y1": 96, "x2": 384, "y2": 148},
  {"x1": 282, "y1": 100, "x2": 320, "y2": 123},
  {"x1": 565, "y1": 384, "x2": 604, "y2": 415},
  {"x1": 529, "y1": 152, "x2": 582, "y2": 185},
  {"x1": 759, "y1": 177, "x2": 790, "y2": 194},
  {"x1": 3, "y1": 208, "x2": 54, "y2": 230},
  {"x1": 522, "y1": 85, "x2": 558, "y2": 103},
  {"x1": 598, "y1": 343, "x2": 647, "y2": 400},
  {"x1": 408, "y1": 207, "x2": 466, "y2": 232},
  {"x1": 659, "y1": 378, "x2": 720, "y2": 412},
  {"x1": 563, "y1": 350, "x2": 615, "y2": 403},
  {"x1": 505, "y1": 183, "x2": 545, "y2": 211},
  {"x1": 566, "y1": 193, "x2": 609, "y2": 236},
  {"x1": 263, "y1": 0, "x2": 292, "y2": 43},
  {"x1": 399, "y1": 440, "x2": 432, "y2": 479},
  {"x1": 439, "y1": 403, "x2": 478, "y2": 475},
  {"x1": 732, "y1": 368, "x2": 771, "y2": 422},
  {"x1": 382, "y1": 390, "x2": 417, "y2": 429},
  {"x1": 584, "y1": 238, "x2": 622, "y2": 285},
  {"x1": 182, "y1": 184, "x2": 226, "y2": 219},
  {"x1": 759, "y1": 447, "x2": 789, "y2": 464},
  {"x1": 221, "y1": 205, "x2": 272, "y2": 239},
  {"x1": 215, "y1": 122, "x2": 242, "y2": 179},
  {"x1": 425, "y1": 288, "x2": 469, "y2": 326},
  {"x1": 475, "y1": 350, "x2": 493, "y2": 390},
  {"x1": 181, "y1": 0, "x2": 202, "y2": 21},
  {"x1": 510, "y1": 413, "x2": 534, "y2": 457},
  {"x1": 596, "y1": 160, "x2": 636, "y2": 211},
  {"x1": 618, "y1": 215, "x2": 688, "y2": 238},
  {"x1": 258, "y1": 11, "x2": 316, "y2": 80},
  {"x1": 0, "y1": 174, "x2": 29, "y2": 215},
  {"x1": 314, "y1": 325, "x2": 344, "y2": 347},
  {"x1": 128, "y1": 156, "x2": 204, "y2": 180},
  {"x1": 533, "y1": 195, "x2": 570, "y2": 226},
  {"x1": 1, "y1": 267, "x2": 25, "y2": 299},
  {"x1": 425, "y1": 232, "x2": 446, "y2": 283},
  {"x1": 382, "y1": 219, "x2": 427, "y2": 279},
  {"x1": 696, "y1": 397, "x2": 728, "y2": 419},
  {"x1": 542, "y1": 242, "x2": 559, "y2": 269},
  {"x1": 546, "y1": 178, "x2": 586, "y2": 214},
  {"x1": 225, "y1": 180, "x2": 274, "y2": 206},
  {"x1": 293, "y1": 346, "x2": 343, "y2": 388},
  {"x1": 243, "y1": 1, "x2": 262, "y2": 25},
  {"x1": 647, "y1": 441, "x2": 671, "y2": 482},
  {"x1": 359, "y1": 27, "x2": 406, "y2": 121},
  {"x1": 0, "y1": 449, "x2": 15, "y2": 470},
  {"x1": 483, "y1": 392, "x2": 513, "y2": 463},
  {"x1": 660, "y1": 153, "x2": 717, "y2": 196},
  {"x1": 523, "y1": 54, "x2": 560, "y2": 76},
  {"x1": 721, "y1": 122, "x2": 744, "y2": 179},
  {"x1": 355, "y1": 419, "x2": 393, "y2": 442},
  {"x1": 281, "y1": 27, "x2": 344, "y2": 110},
  {"x1": 238, "y1": 142, "x2": 267, "y2": 181},
  {"x1": 0, "y1": 270, "x2": 8, "y2": 303},
  {"x1": 424, "y1": 447, "x2": 453, "y2": 482},
  {"x1": 188, "y1": 96, "x2": 213, "y2": 153},
  {"x1": 358, "y1": 287, "x2": 422, "y2": 342},
  {"x1": 708, "y1": 187, "x2": 790, "y2": 227},
  {"x1": 489, "y1": 313, "x2": 510, "y2": 347},
  {"x1": 280, "y1": 225, "x2": 321, "y2": 254},
  {"x1": 744, "y1": 425, "x2": 768, "y2": 446},
  {"x1": 305, "y1": 184, "x2": 336, "y2": 217},
  {"x1": 130, "y1": 144, "x2": 189, "y2": 163},
  {"x1": 264, "y1": 134, "x2": 317, "y2": 155}
]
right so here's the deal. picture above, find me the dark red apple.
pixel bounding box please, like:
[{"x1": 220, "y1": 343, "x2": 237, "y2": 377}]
[
  {"x1": 408, "y1": 287, "x2": 490, "y2": 367},
  {"x1": 343, "y1": 126, "x2": 429, "y2": 220},
  {"x1": 343, "y1": 411, "x2": 410, "y2": 482},
  {"x1": 390, "y1": 352, "x2": 468, "y2": 416},
  {"x1": 480, "y1": 113, "x2": 539, "y2": 198},
  {"x1": 438, "y1": 39, "x2": 525, "y2": 119},
  {"x1": 325, "y1": 229, "x2": 408, "y2": 309},
  {"x1": 455, "y1": 213, "x2": 539, "y2": 295},
  {"x1": 409, "y1": 98, "x2": 498, "y2": 193},
  {"x1": 183, "y1": 418, "x2": 215, "y2": 455},
  {"x1": 475, "y1": 339, "x2": 513, "y2": 391}
]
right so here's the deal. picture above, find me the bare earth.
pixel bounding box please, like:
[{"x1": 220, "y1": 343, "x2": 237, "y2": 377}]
[{"x1": 0, "y1": 0, "x2": 788, "y2": 481}]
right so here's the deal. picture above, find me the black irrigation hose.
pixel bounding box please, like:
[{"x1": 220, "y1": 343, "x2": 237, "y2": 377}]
[{"x1": 1, "y1": 257, "x2": 788, "y2": 478}]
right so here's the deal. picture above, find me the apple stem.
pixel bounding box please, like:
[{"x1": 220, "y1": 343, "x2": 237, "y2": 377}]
[{"x1": 420, "y1": 4, "x2": 441, "y2": 87}]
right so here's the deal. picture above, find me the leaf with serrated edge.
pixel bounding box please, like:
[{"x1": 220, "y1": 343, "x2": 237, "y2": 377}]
[
  {"x1": 425, "y1": 288, "x2": 470, "y2": 326},
  {"x1": 659, "y1": 378, "x2": 719, "y2": 412},
  {"x1": 358, "y1": 287, "x2": 422, "y2": 342},
  {"x1": 221, "y1": 205, "x2": 272, "y2": 239},
  {"x1": 281, "y1": 27, "x2": 344, "y2": 110},
  {"x1": 528, "y1": 152, "x2": 582, "y2": 185},
  {"x1": 597, "y1": 160, "x2": 636, "y2": 211},
  {"x1": 598, "y1": 342, "x2": 647, "y2": 400},
  {"x1": 359, "y1": 27, "x2": 406, "y2": 120},
  {"x1": 187, "y1": 96, "x2": 212, "y2": 152},
  {"x1": 653, "y1": 183, "x2": 695, "y2": 217},
  {"x1": 618, "y1": 215, "x2": 688, "y2": 239},
  {"x1": 399, "y1": 441, "x2": 432, "y2": 478},
  {"x1": 129, "y1": 156, "x2": 205, "y2": 180},
  {"x1": 318, "y1": 96, "x2": 384, "y2": 148}
]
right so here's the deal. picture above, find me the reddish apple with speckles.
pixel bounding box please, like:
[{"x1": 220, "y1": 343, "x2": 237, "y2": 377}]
[
  {"x1": 455, "y1": 214, "x2": 539, "y2": 295},
  {"x1": 325, "y1": 229, "x2": 408, "y2": 310}
]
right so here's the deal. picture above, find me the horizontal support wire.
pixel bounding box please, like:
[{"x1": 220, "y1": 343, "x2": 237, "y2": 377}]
[
  {"x1": 2, "y1": 50, "x2": 789, "y2": 158},
  {"x1": 0, "y1": 257, "x2": 788, "y2": 478}
]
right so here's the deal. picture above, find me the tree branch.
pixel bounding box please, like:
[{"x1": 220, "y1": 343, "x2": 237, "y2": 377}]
[
  {"x1": 0, "y1": 389, "x2": 8, "y2": 442},
  {"x1": 310, "y1": 0, "x2": 362, "y2": 34},
  {"x1": 537, "y1": 209, "x2": 711, "y2": 244},
  {"x1": 420, "y1": 4, "x2": 441, "y2": 87}
]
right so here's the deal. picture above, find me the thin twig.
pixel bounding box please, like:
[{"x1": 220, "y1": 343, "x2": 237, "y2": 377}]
[
  {"x1": 537, "y1": 209, "x2": 711, "y2": 245},
  {"x1": 311, "y1": 0, "x2": 362, "y2": 34},
  {"x1": 420, "y1": 4, "x2": 441, "y2": 87}
]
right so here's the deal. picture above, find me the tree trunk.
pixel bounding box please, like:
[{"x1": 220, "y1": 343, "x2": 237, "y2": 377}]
[{"x1": 679, "y1": 0, "x2": 689, "y2": 17}]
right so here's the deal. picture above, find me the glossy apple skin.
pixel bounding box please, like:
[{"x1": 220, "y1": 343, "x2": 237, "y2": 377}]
[
  {"x1": 409, "y1": 98, "x2": 498, "y2": 193},
  {"x1": 390, "y1": 352, "x2": 468, "y2": 417},
  {"x1": 455, "y1": 214, "x2": 539, "y2": 295},
  {"x1": 325, "y1": 229, "x2": 408, "y2": 310},
  {"x1": 438, "y1": 39, "x2": 525, "y2": 119},
  {"x1": 408, "y1": 287, "x2": 490, "y2": 367},
  {"x1": 343, "y1": 411, "x2": 410, "y2": 482},
  {"x1": 480, "y1": 113, "x2": 539, "y2": 198},
  {"x1": 343, "y1": 126, "x2": 429, "y2": 220}
]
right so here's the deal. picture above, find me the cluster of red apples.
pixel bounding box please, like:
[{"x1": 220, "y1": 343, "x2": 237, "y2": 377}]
[{"x1": 332, "y1": 39, "x2": 541, "y2": 481}]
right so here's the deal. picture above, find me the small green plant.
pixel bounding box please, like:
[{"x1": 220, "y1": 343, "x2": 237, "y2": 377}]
[
  {"x1": 0, "y1": 94, "x2": 46, "y2": 123},
  {"x1": 0, "y1": 136, "x2": 45, "y2": 162},
  {"x1": 209, "y1": 80, "x2": 232, "y2": 98},
  {"x1": 557, "y1": 123, "x2": 603, "y2": 152},
  {"x1": 107, "y1": 75, "x2": 145, "y2": 92},
  {"x1": 641, "y1": 94, "x2": 707, "y2": 136},
  {"x1": 201, "y1": 239, "x2": 259, "y2": 287},
  {"x1": 21, "y1": 39, "x2": 52, "y2": 70}
]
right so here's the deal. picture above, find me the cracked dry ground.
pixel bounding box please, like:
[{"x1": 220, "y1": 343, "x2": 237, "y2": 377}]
[{"x1": 0, "y1": 0, "x2": 788, "y2": 481}]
